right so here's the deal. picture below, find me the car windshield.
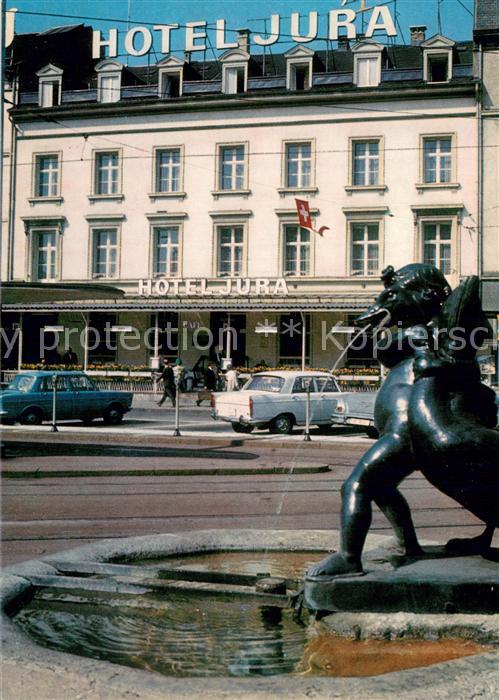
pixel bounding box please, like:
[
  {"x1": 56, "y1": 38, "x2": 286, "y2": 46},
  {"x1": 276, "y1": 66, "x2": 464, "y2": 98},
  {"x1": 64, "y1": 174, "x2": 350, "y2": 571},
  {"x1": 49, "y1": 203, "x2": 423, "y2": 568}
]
[
  {"x1": 243, "y1": 375, "x2": 285, "y2": 393},
  {"x1": 7, "y1": 375, "x2": 36, "y2": 393}
]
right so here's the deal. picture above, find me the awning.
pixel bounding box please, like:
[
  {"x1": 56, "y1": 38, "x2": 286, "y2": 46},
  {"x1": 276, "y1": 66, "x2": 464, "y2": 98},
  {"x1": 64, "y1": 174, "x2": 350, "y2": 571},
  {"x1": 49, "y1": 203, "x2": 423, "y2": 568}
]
[
  {"x1": 1, "y1": 282, "x2": 125, "y2": 305},
  {"x1": 1, "y1": 294, "x2": 376, "y2": 313}
]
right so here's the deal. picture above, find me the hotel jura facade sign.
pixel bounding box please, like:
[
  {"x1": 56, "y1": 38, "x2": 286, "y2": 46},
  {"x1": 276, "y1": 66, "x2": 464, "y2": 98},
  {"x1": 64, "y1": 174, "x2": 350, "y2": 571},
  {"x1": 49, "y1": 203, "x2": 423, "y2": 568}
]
[{"x1": 138, "y1": 278, "x2": 290, "y2": 297}]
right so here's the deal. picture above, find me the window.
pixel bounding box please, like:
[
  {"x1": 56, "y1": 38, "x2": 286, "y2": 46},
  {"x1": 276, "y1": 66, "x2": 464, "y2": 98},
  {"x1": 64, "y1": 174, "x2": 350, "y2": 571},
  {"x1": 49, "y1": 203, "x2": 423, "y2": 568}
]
[
  {"x1": 283, "y1": 224, "x2": 310, "y2": 276},
  {"x1": 160, "y1": 71, "x2": 181, "y2": 98},
  {"x1": 33, "y1": 229, "x2": 58, "y2": 281},
  {"x1": 225, "y1": 66, "x2": 246, "y2": 94},
  {"x1": 219, "y1": 145, "x2": 245, "y2": 191},
  {"x1": 423, "y1": 137, "x2": 452, "y2": 184},
  {"x1": 40, "y1": 81, "x2": 60, "y2": 107},
  {"x1": 88, "y1": 312, "x2": 117, "y2": 363},
  {"x1": 422, "y1": 221, "x2": 452, "y2": 276},
  {"x1": 36, "y1": 64, "x2": 63, "y2": 107},
  {"x1": 356, "y1": 57, "x2": 379, "y2": 87},
  {"x1": 279, "y1": 313, "x2": 310, "y2": 365},
  {"x1": 70, "y1": 375, "x2": 96, "y2": 391},
  {"x1": 285, "y1": 47, "x2": 314, "y2": 91},
  {"x1": 427, "y1": 54, "x2": 450, "y2": 83},
  {"x1": 152, "y1": 311, "x2": 179, "y2": 359},
  {"x1": 352, "y1": 42, "x2": 383, "y2": 88},
  {"x1": 352, "y1": 141, "x2": 379, "y2": 186},
  {"x1": 217, "y1": 226, "x2": 244, "y2": 276},
  {"x1": 92, "y1": 228, "x2": 118, "y2": 278},
  {"x1": 346, "y1": 313, "x2": 376, "y2": 367},
  {"x1": 94, "y1": 151, "x2": 120, "y2": 195},
  {"x1": 34, "y1": 154, "x2": 59, "y2": 197},
  {"x1": 290, "y1": 64, "x2": 310, "y2": 90},
  {"x1": 285, "y1": 142, "x2": 312, "y2": 188},
  {"x1": 95, "y1": 60, "x2": 123, "y2": 103},
  {"x1": 155, "y1": 148, "x2": 181, "y2": 193},
  {"x1": 350, "y1": 222, "x2": 379, "y2": 276},
  {"x1": 153, "y1": 226, "x2": 180, "y2": 276}
]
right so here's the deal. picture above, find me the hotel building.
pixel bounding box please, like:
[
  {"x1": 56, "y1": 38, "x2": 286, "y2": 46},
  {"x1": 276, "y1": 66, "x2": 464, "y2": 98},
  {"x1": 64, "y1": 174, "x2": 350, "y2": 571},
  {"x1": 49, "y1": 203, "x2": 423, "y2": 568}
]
[{"x1": 2, "y1": 15, "x2": 492, "y2": 373}]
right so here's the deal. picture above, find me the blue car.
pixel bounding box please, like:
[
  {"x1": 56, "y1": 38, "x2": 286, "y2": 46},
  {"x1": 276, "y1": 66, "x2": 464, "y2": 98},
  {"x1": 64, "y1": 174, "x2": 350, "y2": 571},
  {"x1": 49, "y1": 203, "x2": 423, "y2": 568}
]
[{"x1": 0, "y1": 371, "x2": 133, "y2": 426}]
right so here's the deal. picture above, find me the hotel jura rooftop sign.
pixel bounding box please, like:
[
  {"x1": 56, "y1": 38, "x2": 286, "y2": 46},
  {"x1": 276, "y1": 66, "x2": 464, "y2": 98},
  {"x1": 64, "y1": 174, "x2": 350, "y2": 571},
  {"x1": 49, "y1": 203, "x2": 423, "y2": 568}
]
[{"x1": 93, "y1": 5, "x2": 397, "y2": 59}]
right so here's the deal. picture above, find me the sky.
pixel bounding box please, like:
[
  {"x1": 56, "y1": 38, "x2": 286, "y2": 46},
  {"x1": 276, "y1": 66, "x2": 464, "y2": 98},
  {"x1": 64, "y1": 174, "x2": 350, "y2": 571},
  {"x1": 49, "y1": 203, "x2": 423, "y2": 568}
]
[{"x1": 6, "y1": 0, "x2": 475, "y2": 60}]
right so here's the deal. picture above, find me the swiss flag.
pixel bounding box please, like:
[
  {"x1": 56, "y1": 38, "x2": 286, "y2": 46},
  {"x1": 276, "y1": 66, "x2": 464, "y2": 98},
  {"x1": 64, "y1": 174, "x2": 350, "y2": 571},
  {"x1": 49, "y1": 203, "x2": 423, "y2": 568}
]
[
  {"x1": 295, "y1": 198, "x2": 330, "y2": 236},
  {"x1": 295, "y1": 198, "x2": 312, "y2": 229}
]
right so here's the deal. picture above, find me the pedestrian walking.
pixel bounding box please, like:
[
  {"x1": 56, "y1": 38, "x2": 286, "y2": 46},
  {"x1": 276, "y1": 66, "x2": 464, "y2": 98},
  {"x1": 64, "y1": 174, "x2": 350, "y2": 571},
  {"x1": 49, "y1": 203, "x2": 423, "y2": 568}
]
[
  {"x1": 157, "y1": 358, "x2": 176, "y2": 407},
  {"x1": 225, "y1": 364, "x2": 239, "y2": 391},
  {"x1": 196, "y1": 361, "x2": 218, "y2": 405},
  {"x1": 173, "y1": 358, "x2": 185, "y2": 390}
]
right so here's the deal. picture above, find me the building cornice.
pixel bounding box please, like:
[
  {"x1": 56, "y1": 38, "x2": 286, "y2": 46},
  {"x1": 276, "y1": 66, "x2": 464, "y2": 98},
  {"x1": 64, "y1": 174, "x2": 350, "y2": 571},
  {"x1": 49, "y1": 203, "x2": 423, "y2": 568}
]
[{"x1": 10, "y1": 82, "x2": 476, "y2": 124}]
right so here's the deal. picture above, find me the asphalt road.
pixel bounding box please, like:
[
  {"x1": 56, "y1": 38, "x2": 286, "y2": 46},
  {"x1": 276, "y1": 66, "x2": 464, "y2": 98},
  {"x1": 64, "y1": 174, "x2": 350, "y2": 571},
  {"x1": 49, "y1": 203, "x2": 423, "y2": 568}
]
[{"x1": 3, "y1": 434, "x2": 496, "y2": 567}]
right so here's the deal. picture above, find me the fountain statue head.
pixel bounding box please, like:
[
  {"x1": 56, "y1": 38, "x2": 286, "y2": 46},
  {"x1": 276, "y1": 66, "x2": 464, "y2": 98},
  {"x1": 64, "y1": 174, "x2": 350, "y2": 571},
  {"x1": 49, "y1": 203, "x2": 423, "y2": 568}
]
[{"x1": 355, "y1": 263, "x2": 452, "y2": 331}]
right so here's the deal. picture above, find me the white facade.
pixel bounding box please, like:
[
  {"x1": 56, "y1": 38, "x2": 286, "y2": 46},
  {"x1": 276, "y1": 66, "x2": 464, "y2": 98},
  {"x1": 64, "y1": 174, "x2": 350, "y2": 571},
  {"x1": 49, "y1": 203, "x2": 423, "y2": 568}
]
[{"x1": 2, "y1": 27, "x2": 482, "y2": 371}]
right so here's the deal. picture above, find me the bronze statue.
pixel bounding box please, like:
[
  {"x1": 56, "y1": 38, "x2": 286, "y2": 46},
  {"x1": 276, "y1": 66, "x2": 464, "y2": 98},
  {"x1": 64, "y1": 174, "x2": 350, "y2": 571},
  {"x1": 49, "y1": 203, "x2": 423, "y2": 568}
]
[{"x1": 308, "y1": 264, "x2": 498, "y2": 579}]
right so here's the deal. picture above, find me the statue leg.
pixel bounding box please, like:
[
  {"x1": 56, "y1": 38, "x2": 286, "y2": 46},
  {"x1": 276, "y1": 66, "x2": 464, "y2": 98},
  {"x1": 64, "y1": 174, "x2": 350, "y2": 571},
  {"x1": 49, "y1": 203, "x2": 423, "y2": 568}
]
[
  {"x1": 308, "y1": 435, "x2": 416, "y2": 577},
  {"x1": 445, "y1": 524, "x2": 495, "y2": 554},
  {"x1": 374, "y1": 489, "x2": 423, "y2": 556}
]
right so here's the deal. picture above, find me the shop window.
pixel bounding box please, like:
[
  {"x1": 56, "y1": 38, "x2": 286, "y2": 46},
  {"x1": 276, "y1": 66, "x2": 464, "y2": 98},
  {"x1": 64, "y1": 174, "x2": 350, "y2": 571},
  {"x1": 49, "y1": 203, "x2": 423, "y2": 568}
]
[
  {"x1": 217, "y1": 225, "x2": 244, "y2": 276},
  {"x1": 151, "y1": 312, "x2": 179, "y2": 359},
  {"x1": 352, "y1": 140, "x2": 380, "y2": 186},
  {"x1": 153, "y1": 226, "x2": 179, "y2": 276},
  {"x1": 422, "y1": 221, "x2": 452, "y2": 276},
  {"x1": 350, "y1": 222, "x2": 380, "y2": 276},
  {"x1": 155, "y1": 148, "x2": 181, "y2": 192},
  {"x1": 345, "y1": 313, "x2": 376, "y2": 367},
  {"x1": 94, "y1": 151, "x2": 120, "y2": 195},
  {"x1": 88, "y1": 313, "x2": 117, "y2": 364},
  {"x1": 92, "y1": 228, "x2": 118, "y2": 278},
  {"x1": 279, "y1": 313, "x2": 310, "y2": 365},
  {"x1": 283, "y1": 224, "x2": 310, "y2": 276},
  {"x1": 34, "y1": 154, "x2": 60, "y2": 197},
  {"x1": 285, "y1": 142, "x2": 312, "y2": 188}
]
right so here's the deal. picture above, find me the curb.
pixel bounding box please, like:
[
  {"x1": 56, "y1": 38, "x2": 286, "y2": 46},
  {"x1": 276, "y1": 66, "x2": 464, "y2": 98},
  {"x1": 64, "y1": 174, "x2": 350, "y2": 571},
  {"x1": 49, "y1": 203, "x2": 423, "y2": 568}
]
[{"x1": 2, "y1": 464, "x2": 331, "y2": 478}]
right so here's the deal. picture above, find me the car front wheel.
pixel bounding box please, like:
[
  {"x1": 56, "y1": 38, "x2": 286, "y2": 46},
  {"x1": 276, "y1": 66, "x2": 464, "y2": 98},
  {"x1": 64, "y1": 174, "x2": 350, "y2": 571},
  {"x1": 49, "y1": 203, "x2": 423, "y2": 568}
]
[
  {"x1": 103, "y1": 405, "x2": 124, "y2": 425},
  {"x1": 231, "y1": 422, "x2": 254, "y2": 434},
  {"x1": 270, "y1": 414, "x2": 294, "y2": 434},
  {"x1": 20, "y1": 407, "x2": 43, "y2": 426}
]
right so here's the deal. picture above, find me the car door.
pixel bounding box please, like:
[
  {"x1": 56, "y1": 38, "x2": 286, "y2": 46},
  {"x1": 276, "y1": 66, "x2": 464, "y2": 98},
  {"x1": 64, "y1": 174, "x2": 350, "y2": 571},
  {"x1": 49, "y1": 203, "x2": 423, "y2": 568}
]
[
  {"x1": 70, "y1": 374, "x2": 103, "y2": 419},
  {"x1": 39, "y1": 375, "x2": 74, "y2": 420},
  {"x1": 314, "y1": 376, "x2": 341, "y2": 423},
  {"x1": 290, "y1": 376, "x2": 316, "y2": 425}
]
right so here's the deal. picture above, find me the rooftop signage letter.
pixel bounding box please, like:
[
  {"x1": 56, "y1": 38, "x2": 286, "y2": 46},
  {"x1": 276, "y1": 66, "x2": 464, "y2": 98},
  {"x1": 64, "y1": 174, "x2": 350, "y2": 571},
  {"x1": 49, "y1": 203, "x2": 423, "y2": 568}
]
[{"x1": 92, "y1": 4, "x2": 397, "y2": 59}]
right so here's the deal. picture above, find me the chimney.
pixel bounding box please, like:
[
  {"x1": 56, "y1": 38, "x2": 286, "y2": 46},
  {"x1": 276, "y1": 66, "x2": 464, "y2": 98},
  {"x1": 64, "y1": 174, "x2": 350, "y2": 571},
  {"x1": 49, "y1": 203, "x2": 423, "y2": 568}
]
[
  {"x1": 237, "y1": 28, "x2": 251, "y2": 53},
  {"x1": 409, "y1": 25, "x2": 427, "y2": 46},
  {"x1": 184, "y1": 51, "x2": 191, "y2": 63},
  {"x1": 337, "y1": 37, "x2": 350, "y2": 50}
]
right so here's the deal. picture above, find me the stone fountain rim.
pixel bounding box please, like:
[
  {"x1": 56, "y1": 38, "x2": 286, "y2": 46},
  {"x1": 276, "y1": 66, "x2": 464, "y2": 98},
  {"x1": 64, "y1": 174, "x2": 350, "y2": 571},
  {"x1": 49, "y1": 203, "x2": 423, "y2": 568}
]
[{"x1": 2, "y1": 528, "x2": 498, "y2": 700}]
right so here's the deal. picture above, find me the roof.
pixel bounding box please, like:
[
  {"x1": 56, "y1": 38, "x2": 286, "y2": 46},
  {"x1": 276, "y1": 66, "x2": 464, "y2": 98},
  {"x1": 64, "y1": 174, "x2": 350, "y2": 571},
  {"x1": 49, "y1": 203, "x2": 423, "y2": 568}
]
[
  {"x1": 475, "y1": 0, "x2": 499, "y2": 32},
  {"x1": 252, "y1": 370, "x2": 333, "y2": 379}
]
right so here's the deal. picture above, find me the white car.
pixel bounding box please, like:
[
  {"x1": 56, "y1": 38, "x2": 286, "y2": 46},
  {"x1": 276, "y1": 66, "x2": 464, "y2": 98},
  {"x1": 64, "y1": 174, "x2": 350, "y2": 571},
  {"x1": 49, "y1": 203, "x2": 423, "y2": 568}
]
[{"x1": 211, "y1": 370, "x2": 341, "y2": 434}]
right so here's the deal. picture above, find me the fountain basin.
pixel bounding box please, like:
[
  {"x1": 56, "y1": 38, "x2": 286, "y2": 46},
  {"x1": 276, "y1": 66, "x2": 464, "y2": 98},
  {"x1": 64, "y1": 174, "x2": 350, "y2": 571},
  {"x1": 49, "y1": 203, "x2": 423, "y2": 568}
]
[{"x1": 2, "y1": 529, "x2": 499, "y2": 699}]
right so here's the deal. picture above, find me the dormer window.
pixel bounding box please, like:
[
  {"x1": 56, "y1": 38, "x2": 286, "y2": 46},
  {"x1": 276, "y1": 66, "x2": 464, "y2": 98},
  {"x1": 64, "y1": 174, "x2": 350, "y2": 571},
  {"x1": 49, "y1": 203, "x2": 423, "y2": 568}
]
[
  {"x1": 36, "y1": 64, "x2": 63, "y2": 107},
  {"x1": 220, "y1": 49, "x2": 249, "y2": 95},
  {"x1": 285, "y1": 46, "x2": 314, "y2": 91},
  {"x1": 422, "y1": 35, "x2": 454, "y2": 83},
  {"x1": 157, "y1": 55, "x2": 185, "y2": 98},
  {"x1": 352, "y1": 41, "x2": 383, "y2": 88},
  {"x1": 95, "y1": 60, "x2": 123, "y2": 104}
]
